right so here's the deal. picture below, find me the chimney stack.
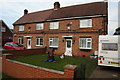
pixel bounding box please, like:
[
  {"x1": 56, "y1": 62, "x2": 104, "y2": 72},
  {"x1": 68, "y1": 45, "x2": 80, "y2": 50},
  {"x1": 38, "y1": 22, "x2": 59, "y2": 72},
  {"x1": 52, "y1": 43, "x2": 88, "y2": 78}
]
[
  {"x1": 54, "y1": 2, "x2": 60, "y2": 10},
  {"x1": 24, "y1": 9, "x2": 28, "y2": 15}
]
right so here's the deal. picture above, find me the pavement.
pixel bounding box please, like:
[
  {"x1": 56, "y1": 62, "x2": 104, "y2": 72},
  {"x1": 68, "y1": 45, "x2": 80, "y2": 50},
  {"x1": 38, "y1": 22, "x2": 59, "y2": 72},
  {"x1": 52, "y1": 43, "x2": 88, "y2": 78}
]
[{"x1": 90, "y1": 66, "x2": 120, "y2": 79}]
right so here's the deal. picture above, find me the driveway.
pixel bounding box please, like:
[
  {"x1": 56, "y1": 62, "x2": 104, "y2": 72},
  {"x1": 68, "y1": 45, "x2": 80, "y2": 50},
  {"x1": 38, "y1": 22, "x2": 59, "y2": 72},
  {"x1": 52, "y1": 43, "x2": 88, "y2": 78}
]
[{"x1": 90, "y1": 66, "x2": 120, "y2": 78}]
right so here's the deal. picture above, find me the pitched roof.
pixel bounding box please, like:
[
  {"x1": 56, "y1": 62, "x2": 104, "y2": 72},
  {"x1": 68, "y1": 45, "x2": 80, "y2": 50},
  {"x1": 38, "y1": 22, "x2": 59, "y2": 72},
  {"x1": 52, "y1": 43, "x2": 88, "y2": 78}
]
[
  {"x1": 13, "y1": 2, "x2": 107, "y2": 25},
  {"x1": 13, "y1": 9, "x2": 53, "y2": 25}
]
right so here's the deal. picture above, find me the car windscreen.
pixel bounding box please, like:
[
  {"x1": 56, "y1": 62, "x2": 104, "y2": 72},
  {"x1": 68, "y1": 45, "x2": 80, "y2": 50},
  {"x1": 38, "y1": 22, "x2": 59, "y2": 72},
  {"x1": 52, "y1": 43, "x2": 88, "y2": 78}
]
[
  {"x1": 6, "y1": 43, "x2": 13, "y2": 46},
  {"x1": 13, "y1": 43, "x2": 23, "y2": 47}
]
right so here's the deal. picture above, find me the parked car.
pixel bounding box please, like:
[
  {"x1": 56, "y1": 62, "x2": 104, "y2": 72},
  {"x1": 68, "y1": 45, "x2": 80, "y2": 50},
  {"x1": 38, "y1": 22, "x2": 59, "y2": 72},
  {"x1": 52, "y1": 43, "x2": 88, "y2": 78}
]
[{"x1": 4, "y1": 42, "x2": 25, "y2": 50}]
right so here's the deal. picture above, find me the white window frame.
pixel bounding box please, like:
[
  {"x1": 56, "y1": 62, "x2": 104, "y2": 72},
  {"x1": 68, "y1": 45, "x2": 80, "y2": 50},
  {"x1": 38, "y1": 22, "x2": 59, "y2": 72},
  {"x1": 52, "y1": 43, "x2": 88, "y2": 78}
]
[
  {"x1": 50, "y1": 22, "x2": 59, "y2": 29},
  {"x1": 1, "y1": 27, "x2": 6, "y2": 32},
  {"x1": 18, "y1": 37, "x2": 23, "y2": 45},
  {"x1": 49, "y1": 38, "x2": 58, "y2": 48},
  {"x1": 36, "y1": 38, "x2": 44, "y2": 46},
  {"x1": 80, "y1": 19, "x2": 92, "y2": 28},
  {"x1": 19, "y1": 25, "x2": 24, "y2": 31},
  {"x1": 79, "y1": 38, "x2": 92, "y2": 49},
  {"x1": 36, "y1": 23, "x2": 44, "y2": 30}
]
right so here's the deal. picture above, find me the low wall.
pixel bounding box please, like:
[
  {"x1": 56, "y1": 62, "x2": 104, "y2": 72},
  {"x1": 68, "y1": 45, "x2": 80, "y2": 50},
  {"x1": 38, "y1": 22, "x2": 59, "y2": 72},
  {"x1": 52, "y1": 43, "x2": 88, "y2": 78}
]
[
  {"x1": 2, "y1": 48, "x2": 46, "y2": 56},
  {"x1": 2, "y1": 54, "x2": 77, "y2": 79}
]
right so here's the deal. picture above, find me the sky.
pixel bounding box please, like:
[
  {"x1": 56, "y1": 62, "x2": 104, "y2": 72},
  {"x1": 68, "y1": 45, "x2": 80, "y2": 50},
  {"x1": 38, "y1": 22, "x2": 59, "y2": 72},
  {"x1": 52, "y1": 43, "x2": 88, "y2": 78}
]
[{"x1": 0, "y1": 0, "x2": 119, "y2": 35}]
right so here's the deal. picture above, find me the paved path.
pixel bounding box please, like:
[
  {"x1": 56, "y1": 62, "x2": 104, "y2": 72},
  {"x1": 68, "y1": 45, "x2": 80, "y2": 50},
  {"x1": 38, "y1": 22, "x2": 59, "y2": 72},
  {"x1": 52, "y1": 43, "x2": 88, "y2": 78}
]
[{"x1": 90, "y1": 66, "x2": 120, "y2": 78}]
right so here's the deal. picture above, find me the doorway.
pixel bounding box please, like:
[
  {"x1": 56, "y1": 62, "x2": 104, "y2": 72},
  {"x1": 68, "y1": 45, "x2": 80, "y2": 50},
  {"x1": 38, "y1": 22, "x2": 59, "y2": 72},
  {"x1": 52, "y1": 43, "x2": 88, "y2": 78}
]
[
  {"x1": 65, "y1": 39, "x2": 72, "y2": 56},
  {"x1": 27, "y1": 39, "x2": 31, "y2": 49}
]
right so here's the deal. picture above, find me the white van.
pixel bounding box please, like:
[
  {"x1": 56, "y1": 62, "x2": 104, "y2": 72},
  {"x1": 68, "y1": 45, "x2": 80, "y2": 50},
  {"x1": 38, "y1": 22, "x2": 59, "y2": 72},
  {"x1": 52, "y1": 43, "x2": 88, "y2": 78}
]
[{"x1": 98, "y1": 35, "x2": 120, "y2": 67}]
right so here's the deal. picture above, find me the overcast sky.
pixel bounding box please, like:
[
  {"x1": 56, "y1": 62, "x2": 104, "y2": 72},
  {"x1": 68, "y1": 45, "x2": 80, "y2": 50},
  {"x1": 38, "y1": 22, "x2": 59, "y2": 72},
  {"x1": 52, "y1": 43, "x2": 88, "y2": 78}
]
[{"x1": 0, "y1": 0, "x2": 119, "y2": 35}]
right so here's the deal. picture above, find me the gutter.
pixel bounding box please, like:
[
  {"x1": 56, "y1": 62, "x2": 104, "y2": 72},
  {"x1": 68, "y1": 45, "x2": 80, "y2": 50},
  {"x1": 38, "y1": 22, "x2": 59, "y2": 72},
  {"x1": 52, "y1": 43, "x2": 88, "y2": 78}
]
[
  {"x1": 46, "y1": 15, "x2": 107, "y2": 21},
  {"x1": 13, "y1": 15, "x2": 107, "y2": 25}
]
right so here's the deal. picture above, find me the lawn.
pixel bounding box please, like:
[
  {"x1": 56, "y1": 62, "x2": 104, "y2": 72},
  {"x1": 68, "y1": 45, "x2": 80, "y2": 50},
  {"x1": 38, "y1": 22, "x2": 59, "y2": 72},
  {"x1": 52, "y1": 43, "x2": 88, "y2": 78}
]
[{"x1": 12, "y1": 53, "x2": 97, "y2": 78}]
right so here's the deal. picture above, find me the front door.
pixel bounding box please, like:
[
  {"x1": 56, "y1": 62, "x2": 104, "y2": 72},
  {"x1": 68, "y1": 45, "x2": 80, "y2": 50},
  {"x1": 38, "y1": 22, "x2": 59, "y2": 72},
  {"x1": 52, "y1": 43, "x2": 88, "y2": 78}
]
[
  {"x1": 27, "y1": 39, "x2": 31, "y2": 49},
  {"x1": 65, "y1": 39, "x2": 72, "y2": 56}
]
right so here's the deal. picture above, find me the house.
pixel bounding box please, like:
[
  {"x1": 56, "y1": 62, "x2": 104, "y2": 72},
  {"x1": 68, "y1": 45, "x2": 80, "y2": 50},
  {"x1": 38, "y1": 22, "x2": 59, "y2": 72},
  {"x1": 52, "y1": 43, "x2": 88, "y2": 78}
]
[
  {"x1": 0, "y1": 20, "x2": 13, "y2": 46},
  {"x1": 13, "y1": 1, "x2": 108, "y2": 57}
]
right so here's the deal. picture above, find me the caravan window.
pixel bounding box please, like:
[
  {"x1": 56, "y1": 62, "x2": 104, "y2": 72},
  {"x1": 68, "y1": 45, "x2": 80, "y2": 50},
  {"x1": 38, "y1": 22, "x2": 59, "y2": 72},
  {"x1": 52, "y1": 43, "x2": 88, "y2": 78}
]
[{"x1": 102, "y1": 43, "x2": 118, "y2": 51}]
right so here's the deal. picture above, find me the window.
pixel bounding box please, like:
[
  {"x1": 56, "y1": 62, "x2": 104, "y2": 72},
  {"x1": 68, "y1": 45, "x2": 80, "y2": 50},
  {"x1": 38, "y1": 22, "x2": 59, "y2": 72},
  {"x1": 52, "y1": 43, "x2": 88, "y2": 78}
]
[
  {"x1": 80, "y1": 38, "x2": 92, "y2": 49},
  {"x1": 1, "y1": 27, "x2": 6, "y2": 32},
  {"x1": 36, "y1": 23, "x2": 44, "y2": 30},
  {"x1": 80, "y1": 19, "x2": 92, "y2": 28},
  {"x1": 19, "y1": 26, "x2": 24, "y2": 31},
  {"x1": 102, "y1": 43, "x2": 118, "y2": 51},
  {"x1": 18, "y1": 37, "x2": 23, "y2": 45},
  {"x1": 36, "y1": 38, "x2": 43, "y2": 46},
  {"x1": 50, "y1": 22, "x2": 59, "y2": 29},
  {"x1": 67, "y1": 40, "x2": 71, "y2": 48},
  {"x1": 49, "y1": 38, "x2": 58, "y2": 47}
]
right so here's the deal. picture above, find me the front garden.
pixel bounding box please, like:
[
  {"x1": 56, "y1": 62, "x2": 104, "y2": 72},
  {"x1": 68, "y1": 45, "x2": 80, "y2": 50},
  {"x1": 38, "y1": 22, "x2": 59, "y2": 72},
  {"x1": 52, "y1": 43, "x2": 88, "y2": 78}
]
[{"x1": 12, "y1": 53, "x2": 97, "y2": 78}]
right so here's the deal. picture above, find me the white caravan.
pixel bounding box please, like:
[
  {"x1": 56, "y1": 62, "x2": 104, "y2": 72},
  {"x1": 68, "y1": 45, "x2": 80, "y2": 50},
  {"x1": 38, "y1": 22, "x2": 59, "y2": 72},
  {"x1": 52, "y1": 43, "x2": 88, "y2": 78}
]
[{"x1": 98, "y1": 35, "x2": 120, "y2": 67}]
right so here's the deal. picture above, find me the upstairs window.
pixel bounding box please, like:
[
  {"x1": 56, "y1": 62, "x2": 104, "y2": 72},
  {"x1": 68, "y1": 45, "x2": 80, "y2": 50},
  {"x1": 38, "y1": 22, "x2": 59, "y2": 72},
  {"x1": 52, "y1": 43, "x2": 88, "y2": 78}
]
[
  {"x1": 49, "y1": 38, "x2": 58, "y2": 47},
  {"x1": 18, "y1": 37, "x2": 23, "y2": 45},
  {"x1": 50, "y1": 22, "x2": 59, "y2": 29},
  {"x1": 36, "y1": 38, "x2": 43, "y2": 46},
  {"x1": 80, "y1": 19, "x2": 92, "y2": 28},
  {"x1": 80, "y1": 38, "x2": 92, "y2": 49},
  {"x1": 36, "y1": 23, "x2": 44, "y2": 30},
  {"x1": 19, "y1": 25, "x2": 24, "y2": 31},
  {"x1": 1, "y1": 27, "x2": 6, "y2": 32}
]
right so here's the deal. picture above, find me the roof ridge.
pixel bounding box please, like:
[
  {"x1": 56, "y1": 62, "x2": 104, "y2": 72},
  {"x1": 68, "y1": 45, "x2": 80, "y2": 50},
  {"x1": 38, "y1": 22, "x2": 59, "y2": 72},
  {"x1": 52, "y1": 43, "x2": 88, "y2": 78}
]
[
  {"x1": 13, "y1": 1, "x2": 107, "y2": 25},
  {"x1": 28, "y1": 8, "x2": 53, "y2": 15},
  {"x1": 60, "y1": 1, "x2": 106, "y2": 9},
  {"x1": 27, "y1": 1, "x2": 106, "y2": 15}
]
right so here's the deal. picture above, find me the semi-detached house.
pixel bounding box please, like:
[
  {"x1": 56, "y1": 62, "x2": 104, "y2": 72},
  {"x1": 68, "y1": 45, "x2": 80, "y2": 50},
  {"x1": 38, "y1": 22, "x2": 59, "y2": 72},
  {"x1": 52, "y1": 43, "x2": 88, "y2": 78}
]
[{"x1": 13, "y1": 1, "x2": 108, "y2": 57}]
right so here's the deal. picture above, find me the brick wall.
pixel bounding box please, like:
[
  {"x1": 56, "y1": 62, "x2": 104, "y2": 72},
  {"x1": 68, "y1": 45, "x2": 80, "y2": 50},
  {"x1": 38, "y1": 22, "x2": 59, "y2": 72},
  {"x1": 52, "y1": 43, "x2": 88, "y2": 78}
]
[
  {"x1": 13, "y1": 17, "x2": 107, "y2": 57},
  {"x1": 1, "y1": 21, "x2": 13, "y2": 46},
  {"x1": 2, "y1": 54, "x2": 77, "y2": 79},
  {"x1": 2, "y1": 48, "x2": 46, "y2": 56},
  {"x1": 14, "y1": 33, "x2": 99, "y2": 57},
  {"x1": 14, "y1": 17, "x2": 106, "y2": 33}
]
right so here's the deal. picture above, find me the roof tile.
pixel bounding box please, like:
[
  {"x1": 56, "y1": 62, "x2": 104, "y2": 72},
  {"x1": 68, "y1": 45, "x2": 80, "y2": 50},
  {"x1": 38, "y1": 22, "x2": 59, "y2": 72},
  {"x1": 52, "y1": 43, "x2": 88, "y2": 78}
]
[{"x1": 13, "y1": 2, "x2": 107, "y2": 25}]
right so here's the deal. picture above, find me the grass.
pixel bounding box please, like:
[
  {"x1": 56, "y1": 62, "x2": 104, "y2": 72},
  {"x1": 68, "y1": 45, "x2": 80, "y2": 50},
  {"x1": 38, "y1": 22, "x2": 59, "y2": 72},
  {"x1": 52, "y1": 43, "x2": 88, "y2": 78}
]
[{"x1": 12, "y1": 53, "x2": 97, "y2": 78}]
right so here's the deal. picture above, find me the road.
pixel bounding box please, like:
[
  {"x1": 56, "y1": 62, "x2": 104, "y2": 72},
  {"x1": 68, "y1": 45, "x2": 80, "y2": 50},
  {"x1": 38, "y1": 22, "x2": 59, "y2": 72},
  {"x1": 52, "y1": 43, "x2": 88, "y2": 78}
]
[{"x1": 90, "y1": 66, "x2": 120, "y2": 79}]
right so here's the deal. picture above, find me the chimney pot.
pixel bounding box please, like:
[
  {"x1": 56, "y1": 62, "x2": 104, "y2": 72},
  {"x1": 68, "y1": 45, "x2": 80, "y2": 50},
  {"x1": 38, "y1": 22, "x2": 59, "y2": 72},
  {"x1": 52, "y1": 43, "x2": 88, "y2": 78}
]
[
  {"x1": 54, "y1": 2, "x2": 60, "y2": 10},
  {"x1": 24, "y1": 9, "x2": 28, "y2": 15}
]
